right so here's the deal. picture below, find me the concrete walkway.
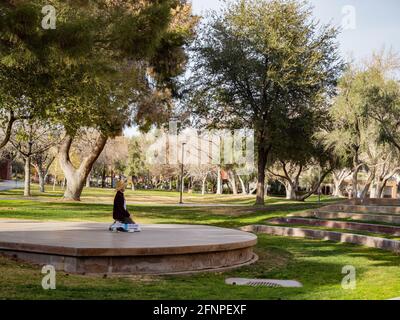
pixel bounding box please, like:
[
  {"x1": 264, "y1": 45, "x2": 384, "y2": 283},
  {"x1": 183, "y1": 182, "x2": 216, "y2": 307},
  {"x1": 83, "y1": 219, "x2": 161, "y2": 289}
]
[{"x1": 0, "y1": 180, "x2": 23, "y2": 191}]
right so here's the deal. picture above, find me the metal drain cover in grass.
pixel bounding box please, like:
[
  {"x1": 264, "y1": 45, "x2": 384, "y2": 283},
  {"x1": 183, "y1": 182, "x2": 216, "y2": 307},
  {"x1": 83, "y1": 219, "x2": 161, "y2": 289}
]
[{"x1": 225, "y1": 278, "x2": 302, "y2": 288}]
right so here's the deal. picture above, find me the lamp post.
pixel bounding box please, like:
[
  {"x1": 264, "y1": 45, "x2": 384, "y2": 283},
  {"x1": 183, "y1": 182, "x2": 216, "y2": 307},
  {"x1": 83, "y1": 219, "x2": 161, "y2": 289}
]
[{"x1": 179, "y1": 142, "x2": 186, "y2": 204}]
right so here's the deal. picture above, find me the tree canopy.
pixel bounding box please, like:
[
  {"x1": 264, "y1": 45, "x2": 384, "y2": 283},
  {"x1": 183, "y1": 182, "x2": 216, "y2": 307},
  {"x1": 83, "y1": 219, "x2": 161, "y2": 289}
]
[
  {"x1": 187, "y1": 0, "x2": 344, "y2": 205},
  {"x1": 0, "y1": 0, "x2": 198, "y2": 200}
]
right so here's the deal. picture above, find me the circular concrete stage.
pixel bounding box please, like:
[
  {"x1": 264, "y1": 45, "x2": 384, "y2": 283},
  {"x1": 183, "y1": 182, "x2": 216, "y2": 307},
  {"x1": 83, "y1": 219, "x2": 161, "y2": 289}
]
[{"x1": 0, "y1": 221, "x2": 257, "y2": 275}]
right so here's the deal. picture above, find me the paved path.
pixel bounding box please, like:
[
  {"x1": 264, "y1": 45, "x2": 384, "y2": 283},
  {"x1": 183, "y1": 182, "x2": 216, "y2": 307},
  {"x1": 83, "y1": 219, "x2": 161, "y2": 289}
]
[{"x1": 0, "y1": 180, "x2": 23, "y2": 191}]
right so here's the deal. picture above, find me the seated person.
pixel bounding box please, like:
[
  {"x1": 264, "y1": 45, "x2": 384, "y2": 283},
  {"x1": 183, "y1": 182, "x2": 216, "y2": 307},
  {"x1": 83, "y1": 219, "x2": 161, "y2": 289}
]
[{"x1": 113, "y1": 181, "x2": 135, "y2": 225}]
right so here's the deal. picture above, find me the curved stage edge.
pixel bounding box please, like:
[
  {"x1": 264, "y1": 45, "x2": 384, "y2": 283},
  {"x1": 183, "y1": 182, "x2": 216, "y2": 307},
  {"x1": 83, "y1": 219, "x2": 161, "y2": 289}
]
[{"x1": 0, "y1": 222, "x2": 258, "y2": 275}]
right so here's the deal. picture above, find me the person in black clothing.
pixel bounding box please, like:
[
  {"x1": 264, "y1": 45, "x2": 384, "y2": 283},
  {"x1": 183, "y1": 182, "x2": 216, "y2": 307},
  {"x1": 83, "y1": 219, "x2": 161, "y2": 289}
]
[{"x1": 113, "y1": 181, "x2": 135, "y2": 224}]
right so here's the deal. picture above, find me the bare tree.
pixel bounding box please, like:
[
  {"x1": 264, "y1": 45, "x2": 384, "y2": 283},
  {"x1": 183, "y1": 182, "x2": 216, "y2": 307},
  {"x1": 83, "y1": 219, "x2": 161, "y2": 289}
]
[
  {"x1": 31, "y1": 148, "x2": 57, "y2": 193},
  {"x1": 10, "y1": 121, "x2": 60, "y2": 196},
  {"x1": 372, "y1": 150, "x2": 400, "y2": 198},
  {"x1": 268, "y1": 160, "x2": 332, "y2": 201}
]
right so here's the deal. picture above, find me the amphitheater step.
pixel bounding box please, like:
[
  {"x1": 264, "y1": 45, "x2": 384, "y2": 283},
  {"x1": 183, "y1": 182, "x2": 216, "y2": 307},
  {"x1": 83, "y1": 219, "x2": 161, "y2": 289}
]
[
  {"x1": 267, "y1": 217, "x2": 400, "y2": 236},
  {"x1": 347, "y1": 199, "x2": 400, "y2": 206},
  {"x1": 241, "y1": 225, "x2": 400, "y2": 253},
  {"x1": 320, "y1": 204, "x2": 400, "y2": 215},
  {"x1": 289, "y1": 211, "x2": 400, "y2": 225}
]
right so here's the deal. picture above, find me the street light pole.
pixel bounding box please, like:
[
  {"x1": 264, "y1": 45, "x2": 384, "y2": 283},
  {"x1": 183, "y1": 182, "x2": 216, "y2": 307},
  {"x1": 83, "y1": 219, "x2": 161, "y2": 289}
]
[{"x1": 179, "y1": 142, "x2": 186, "y2": 204}]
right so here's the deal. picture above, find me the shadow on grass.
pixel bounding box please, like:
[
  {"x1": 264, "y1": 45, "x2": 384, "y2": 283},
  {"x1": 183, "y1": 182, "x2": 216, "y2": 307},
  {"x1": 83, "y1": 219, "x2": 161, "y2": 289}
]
[
  {"x1": 0, "y1": 233, "x2": 399, "y2": 299},
  {"x1": 149, "y1": 234, "x2": 400, "y2": 300}
]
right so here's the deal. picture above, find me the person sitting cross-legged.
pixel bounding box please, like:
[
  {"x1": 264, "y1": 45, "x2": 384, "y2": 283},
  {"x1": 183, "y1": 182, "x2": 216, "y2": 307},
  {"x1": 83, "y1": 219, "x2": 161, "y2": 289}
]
[{"x1": 110, "y1": 181, "x2": 140, "y2": 232}]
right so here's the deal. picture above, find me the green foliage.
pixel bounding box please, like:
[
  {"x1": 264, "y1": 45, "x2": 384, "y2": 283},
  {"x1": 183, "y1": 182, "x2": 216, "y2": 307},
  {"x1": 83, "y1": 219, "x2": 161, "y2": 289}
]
[
  {"x1": 320, "y1": 53, "x2": 400, "y2": 170},
  {"x1": 361, "y1": 61, "x2": 400, "y2": 151},
  {"x1": 189, "y1": 0, "x2": 343, "y2": 134},
  {"x1": 125, "y1": 136, "x2": 149, "y2": 178},
  {"x1": 187, "y1": 0, "x2": 344, "y2": 203},
  {"x1": 0, "y1": 0, "x2": 198, "y2": 138},
  {"x1": 319, "y1": 66, "x2": 370, "y2": 163}
]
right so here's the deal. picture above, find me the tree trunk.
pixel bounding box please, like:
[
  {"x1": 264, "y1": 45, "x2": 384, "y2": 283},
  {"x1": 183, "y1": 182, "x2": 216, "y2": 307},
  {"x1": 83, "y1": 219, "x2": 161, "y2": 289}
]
[
  {"x1": 351, "y1": 155, "x2": 362, "y2": 199},
  {"x1": 360, "y1": 170, "x2": 376, "y2": 199},
  {"x1": 351, "y1": 169, "x2": 359, "y2": 199},
  {"x1": 23, "y1": 156, "x2": 31, "y2": 197},
  {"x1": 229, "y1": 171, "x2": 238, "y2": 195},
  {"x1": 332, "y1": 180, "x2": 341, "y2": 197},
  {"x1": 377, "y1": 180, "x2": 388, "y2": 198},
  {"x1": 238, "y1": 176, "x2": 247, "y2": 195},
  {"x1": 201, "y1": 175, "x2": 207, "y2": 196},
  {"x1": 38, "y1": 170, "x2": 45, "y2": 193},
  {"x1": 285, "y1": 182, "x2": 297, "y2": 200},
  {"x1": 59, "y1": 134, "x2": 108, "y2": 201},
  {"x1": 63, "y1": 173, "x2": 84, "y2": 201},
  {"x1": 256, "y1": 166, "x2": 266, "y2": 205},
  {"x1": 53, "y1": 174, "x2": 57, "y2": 191},
  {"x1": 360, "y1": 182, "x2": 372, "y2": 199},
  {"x1": 188, "y1": 176, "x2": 192, "y2": 193},
  {"x1": 32, "y1": 156, "x2": 55, "y2": 194},
  {"x1": 111, "y1": 171, "x2": 115, "y2": 188},
  {"x1": 297, "y1": 170, "x2": 332, "y2": 202},
  {"x1": 256, "y1": 148, "x2": 268, "y2": 206},
  {"x1": 132, "y1": 176, "x2": 136, "y2": 191},
  {"x1": 255, "y1": 134, "x2": 271, "y2": 205},
  {"x1": 249, "y1": 180, "x2": 257, "y2": 195},
  {"x1": 332, "y1": 169, "x2": 350, "y2": 197},
  {"x1": 86, "y1": 171, "x2": 91, "y2": 188},
  {"x1": 101, "y1": 166, "x2": 106, "y2": 188},
  {"x1": 374, "y1": 167, "x2": 400, "y2": 199},
  {"x1": 216, "y1": 166, "x2": 222, "y2": 195}
]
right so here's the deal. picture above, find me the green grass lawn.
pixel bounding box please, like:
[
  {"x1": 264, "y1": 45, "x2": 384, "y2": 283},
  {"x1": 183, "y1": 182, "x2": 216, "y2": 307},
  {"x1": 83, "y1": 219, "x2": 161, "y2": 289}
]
[
  {"x1": 1, "y1": 235, "x2": 400, "y2": 300},
  {"x1": 0, "y1": 185, "x2": 338, "y2": 227},
  {"x1": 0, "y1": 184, "x2": 339, "y2": 205},
  {"x1": 0, "y1": 186, "x2": 400, "y2": 300}
]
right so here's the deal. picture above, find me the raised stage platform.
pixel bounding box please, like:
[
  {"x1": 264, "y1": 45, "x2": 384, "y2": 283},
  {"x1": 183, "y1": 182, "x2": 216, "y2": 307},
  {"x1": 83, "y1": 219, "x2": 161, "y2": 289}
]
[{"x1": 0, "y1": 221, "x2": 257, "y2": 275}]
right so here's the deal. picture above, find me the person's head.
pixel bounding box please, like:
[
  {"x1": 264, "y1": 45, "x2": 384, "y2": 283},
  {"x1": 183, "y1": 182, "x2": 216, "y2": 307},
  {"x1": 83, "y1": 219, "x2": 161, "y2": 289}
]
[{"x1": 116, "y1": 180, "x2": 127, "y2": 193}]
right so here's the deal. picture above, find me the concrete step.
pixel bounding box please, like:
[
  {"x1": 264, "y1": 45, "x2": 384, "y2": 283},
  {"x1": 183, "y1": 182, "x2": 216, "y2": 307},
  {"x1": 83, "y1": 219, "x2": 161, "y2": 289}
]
[
  {"x1": 241, "y1": 225, "x2": 400, "y2": 253},
  {"x1": 320, "y1": 204, "x2": 400, "y2": 215},
  {"x1": 268, "y1": 217, "x2": 400, "y2": 236},
  {"x1": 289, "y1": 211, "x2": 400, "y2": 225},
  {"x1": 347, "y1": 199, "x2": 400, "y2": 206}
]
